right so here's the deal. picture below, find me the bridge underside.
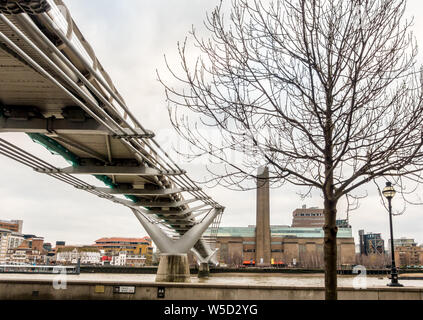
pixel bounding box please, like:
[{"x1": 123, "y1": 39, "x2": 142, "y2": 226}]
[{"x1": 0, "y1": 0, "x2": 223, "y2": 270}]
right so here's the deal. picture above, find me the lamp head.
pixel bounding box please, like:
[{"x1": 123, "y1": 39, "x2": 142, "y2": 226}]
[{"x1": 382, "y1": 182, "x2": 396, "y2": 199}]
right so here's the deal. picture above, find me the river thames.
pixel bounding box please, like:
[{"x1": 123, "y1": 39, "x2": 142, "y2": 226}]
[{"x1": 1, "y1": 273, "x2": 422, "y2": 288}]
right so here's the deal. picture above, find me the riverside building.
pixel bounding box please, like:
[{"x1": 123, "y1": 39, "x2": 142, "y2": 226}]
[
  {"x1": 207, "y1": 225, "x2": 355, "y2": 267},
  {"x1": 0, "y1": 219, "x2": 23, "y2": 234},
  {"x1": 391, "y1": 238, "x2": 423, "y2": 267},
  {"x1": 93, "y1": 237, "x2": 153, "y2": 265},
  {"x1": 204, "y1": 167, "x2": 356, "y2": 268},
  {"x1": 359, "y1": 230, "x2": 385, "y2": 255},
  {"x1": 56, "y1": 247, "x2": 100, "y2": 265}
]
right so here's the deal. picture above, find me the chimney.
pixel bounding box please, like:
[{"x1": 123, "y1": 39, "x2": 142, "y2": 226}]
[{"x1": 256, "y1": 166, "x2": 271, "y2": 266}]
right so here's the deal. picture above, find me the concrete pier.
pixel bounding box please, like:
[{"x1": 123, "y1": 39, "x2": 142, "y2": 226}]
[
  {"x1": 197, "y1": 263, "x2": 210, "y2": 278},
  {"x1": 155, "y1": 254, "x2": 190, "y2": 283}
]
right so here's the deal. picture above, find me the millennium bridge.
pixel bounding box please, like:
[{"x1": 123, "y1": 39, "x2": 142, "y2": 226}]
[{"x1": 0, "y1": 0, "x2": 224, "y2": 281}]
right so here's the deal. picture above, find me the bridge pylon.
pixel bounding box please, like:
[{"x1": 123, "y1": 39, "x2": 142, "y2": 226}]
[
  {"x1": 191, "y1": 247, "x2": 219, "y2": 278},
  {"x1": 132, "y1": 207, "x2": 222, "y2": 282}
]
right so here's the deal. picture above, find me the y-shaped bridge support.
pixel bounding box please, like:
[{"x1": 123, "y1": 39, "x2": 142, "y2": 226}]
[
  {"x1": 132, "y1": 207, "x2": 222, "y2": 282},
  {"x1": 191, "y1": 247, "x2": 219, "y2": 278}
]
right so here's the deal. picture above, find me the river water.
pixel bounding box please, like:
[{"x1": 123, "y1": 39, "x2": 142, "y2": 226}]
[{"x1": 1, "y1": 273, "x2": 422, "y2": 288}]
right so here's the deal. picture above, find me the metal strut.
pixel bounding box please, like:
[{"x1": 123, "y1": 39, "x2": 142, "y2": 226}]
[{"x1": 132, "y1": 207, "x2": 222, "y2": 254}]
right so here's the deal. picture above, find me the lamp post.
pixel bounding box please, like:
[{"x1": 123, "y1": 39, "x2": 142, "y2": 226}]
[{"x1": 382, "y1": 182, "x2": 403, "y2": 287}]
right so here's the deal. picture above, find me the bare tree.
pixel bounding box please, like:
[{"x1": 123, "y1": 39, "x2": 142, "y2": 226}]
[{"x1": 160, "y1": 0, "x2": 423, "y2": 300}]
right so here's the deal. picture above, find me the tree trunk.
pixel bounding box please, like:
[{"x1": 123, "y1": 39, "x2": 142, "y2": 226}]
[{"x1": 323, "y1": 196, "x2": 338, "y2": 300}]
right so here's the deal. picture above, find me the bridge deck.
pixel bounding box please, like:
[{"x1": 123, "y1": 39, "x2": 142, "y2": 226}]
[{"x1": 0, "y1": 0, "x2": 223, "y2": 259}]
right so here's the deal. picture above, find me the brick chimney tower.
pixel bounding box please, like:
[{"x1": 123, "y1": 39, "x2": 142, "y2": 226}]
[{"x1": 255, "y1": 166, "x2": 271, "y2": 266}]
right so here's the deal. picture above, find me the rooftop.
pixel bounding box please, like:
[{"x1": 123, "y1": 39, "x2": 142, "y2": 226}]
[
  {"x1": 206, "y1": 226, "x2": 353, "y2": 238},
  {"x1": 57, "y1": 246, "x2": 99, "y2": 253},
  {"x1": 0, "y1": 219, "x2": 22, "y2": 223},
  {"x1": 0, "y1": 228, "x2": 23, "y2": 236},
  {"x1": 94, "y1": 237, "x2": 152, "y2": 244}
]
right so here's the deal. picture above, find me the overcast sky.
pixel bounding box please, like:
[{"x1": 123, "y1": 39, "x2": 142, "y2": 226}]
[{"x1": 0, "y1": 0, "x2": 422, "y2": 247}]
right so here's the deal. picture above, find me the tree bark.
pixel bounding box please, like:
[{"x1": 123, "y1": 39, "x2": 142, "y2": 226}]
[{"x1": 324, "y1": 196, "x2": 338, "y2": 300}]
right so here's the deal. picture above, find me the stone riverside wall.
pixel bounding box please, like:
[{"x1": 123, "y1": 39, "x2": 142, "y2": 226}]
[{"x1": 0, "y1": 279, "x2": 422, "y2": 300}]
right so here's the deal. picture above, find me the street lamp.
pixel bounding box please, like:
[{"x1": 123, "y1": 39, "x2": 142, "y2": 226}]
[{"x1": 382, "y1": 182, "x2": 403, "y2": 287}]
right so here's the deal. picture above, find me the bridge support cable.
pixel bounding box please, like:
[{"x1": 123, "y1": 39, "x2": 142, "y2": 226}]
[
  {"x1": 0, "y1": 138, "x2": 211, "y2": 236},
  {"x1": 4, "y1": 13, "x2": 155, "y2": 141},
  {"x1": 0, "y1": 12, "x2": 218, "y2": 209},
  {"x1": 35, "y1": 165, "x2": 185, "y2": 177},
  {"x1": 0, "y1": 117, "x2": 152, "y2": 138},
  {"x1": 0, "y1": 131, "x2": 209, "y2": 215},
  {"x1": 0, "y1": 33, "x2": 121, "y2": 137},
  {"x1": 0, "y1": 3, "x2": 224, "y2": 259},
  {"x1": 0, "y1": 137, "x2": 216, "y2": 237},
  {"x1": 0, "y1": 138, "x2": 108, "y2": 198},
  {"x1": 92, "y1": 187, "x2": 200, "y2": 196},
  {"x1": 0, "y1": 15, "x2": 145, "y2": 142},
  {"x1": 0, "y1": 13, "x2": 176, "y2": 189},
  {"x1": 38, "y1": 10, "x2": 152, "y2": 136},
  {"x1": 146, "y1": 204, "x2": 209, "y2": 216},
  {"x1": 16, "y1": 10, "x2": 219, "y2": 207},
  {"x1": 29, "y1": 4, "x2": 218, "y2": 209},
  {"x1": 127, "y1": 198, "x2": 207, "y2": 208},
  {"x1": 42, "y1": 7, "x2": 222, "y2": 205}
]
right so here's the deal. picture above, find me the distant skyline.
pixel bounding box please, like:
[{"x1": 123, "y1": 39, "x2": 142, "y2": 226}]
[{"x1": 0, "y1": 0, "x2": 422, "y2": 247}]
